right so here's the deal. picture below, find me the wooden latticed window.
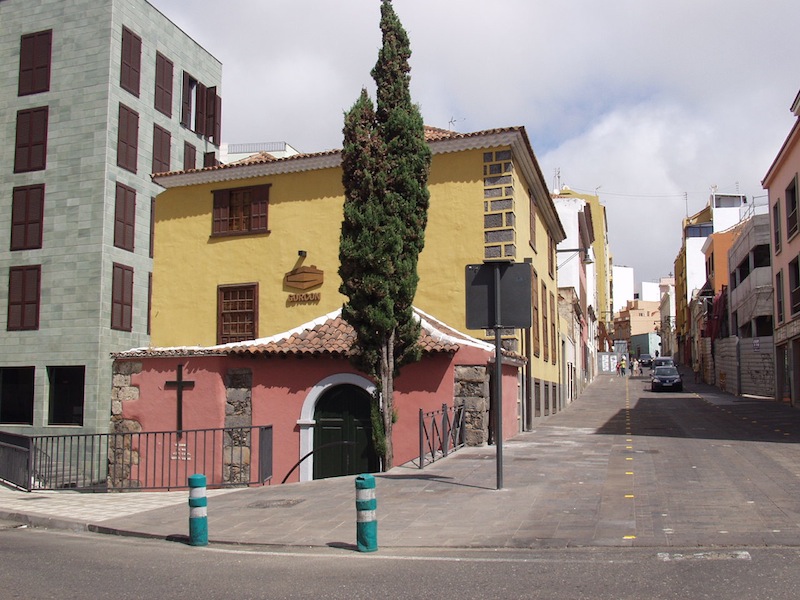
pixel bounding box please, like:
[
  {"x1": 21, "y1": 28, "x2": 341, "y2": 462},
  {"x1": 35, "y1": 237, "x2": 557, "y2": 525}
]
[
  {"x1": 218, "y1": 284, "x2": 257, "y2": 344},
  {"x1": 212, "y1": 185, "x2": 269, "y2": 236}
]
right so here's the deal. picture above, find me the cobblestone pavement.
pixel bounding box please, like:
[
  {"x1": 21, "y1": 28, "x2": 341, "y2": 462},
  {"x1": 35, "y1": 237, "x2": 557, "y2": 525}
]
[{"x1": 3, "y1": 371, "x2": 800, "y2": 549}]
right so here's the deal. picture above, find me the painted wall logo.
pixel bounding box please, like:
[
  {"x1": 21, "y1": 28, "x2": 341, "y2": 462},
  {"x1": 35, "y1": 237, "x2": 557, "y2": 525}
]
[{"x1": 285, "y1": 265, "x2": 323, "y2": 303}]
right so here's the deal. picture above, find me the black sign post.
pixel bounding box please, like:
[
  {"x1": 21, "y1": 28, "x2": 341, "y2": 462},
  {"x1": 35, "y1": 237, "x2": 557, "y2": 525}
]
[{"x1": 465, "y1": 262, "x2": 531, "y2": 489}]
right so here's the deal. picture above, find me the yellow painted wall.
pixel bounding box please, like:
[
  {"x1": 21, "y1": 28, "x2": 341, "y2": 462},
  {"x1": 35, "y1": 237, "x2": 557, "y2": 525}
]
[
  {"x1": 152, "y1": 144, "x2": 560, "y2": 386},
  {"x1": 152, "y1": 167, "x2": 348, "y2": 346}
]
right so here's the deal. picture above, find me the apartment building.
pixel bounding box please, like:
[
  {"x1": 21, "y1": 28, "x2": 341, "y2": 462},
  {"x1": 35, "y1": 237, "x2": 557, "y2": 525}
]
[{"x1": 0, "y1": 0, "x2": 222, "y2": 435}]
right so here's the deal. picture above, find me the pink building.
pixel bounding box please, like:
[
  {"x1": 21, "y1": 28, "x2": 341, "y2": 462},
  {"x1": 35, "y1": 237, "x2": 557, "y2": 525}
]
[
  {"x1": 763, "y1": 89, "x2": 800, "y2": 404},
  {"x1": 110, "y1": 308, "x2": 523, "y2": 488}
]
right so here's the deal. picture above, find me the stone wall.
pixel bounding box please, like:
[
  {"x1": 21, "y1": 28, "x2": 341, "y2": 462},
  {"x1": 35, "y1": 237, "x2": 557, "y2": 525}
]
[
  {"x1": 108, "y1": 360, "x2": 143, "y2": 489},
  {"x1": 223, "y1": 368, "x2": 252, "y2": 484},
  {"x1": 454, "y1": 365, "x2": 490, "y2": 446}
]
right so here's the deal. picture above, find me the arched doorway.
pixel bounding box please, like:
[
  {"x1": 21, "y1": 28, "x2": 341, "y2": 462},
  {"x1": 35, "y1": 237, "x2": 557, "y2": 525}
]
[{"x1": 313, "y1": 384, "x2": 379, "y2": 479}]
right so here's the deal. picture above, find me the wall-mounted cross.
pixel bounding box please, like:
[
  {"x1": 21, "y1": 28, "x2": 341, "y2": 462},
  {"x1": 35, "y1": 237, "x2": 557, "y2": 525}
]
[{"x1": 165, "y1": 363, "x2": 195, "y2": 438}]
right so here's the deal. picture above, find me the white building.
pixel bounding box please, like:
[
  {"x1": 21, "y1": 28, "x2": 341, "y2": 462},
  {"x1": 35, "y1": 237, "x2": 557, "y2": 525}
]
[{"x1": 612, "y1": 265, "x2": 635, "y2": 314}]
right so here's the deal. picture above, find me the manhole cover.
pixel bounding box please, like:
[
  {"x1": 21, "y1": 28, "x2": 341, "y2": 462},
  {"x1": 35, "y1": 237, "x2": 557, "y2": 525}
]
[{"x1": 247, "y1": 498, "x2": 305, "y2": 509}]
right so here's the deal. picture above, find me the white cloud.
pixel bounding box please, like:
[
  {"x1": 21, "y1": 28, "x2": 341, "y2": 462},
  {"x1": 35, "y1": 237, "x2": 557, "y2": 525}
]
[{"x1": 152, "y1": 0, "x2": 800, "y2": 286}]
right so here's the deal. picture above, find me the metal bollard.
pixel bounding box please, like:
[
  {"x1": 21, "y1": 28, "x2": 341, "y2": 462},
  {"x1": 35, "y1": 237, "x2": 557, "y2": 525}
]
[
  {"x1": 355, "y1": 473, "x2": 378, "y2": 552},
  {"x1": 188, "y1": 473, "x2": 208, "y2": 546}
]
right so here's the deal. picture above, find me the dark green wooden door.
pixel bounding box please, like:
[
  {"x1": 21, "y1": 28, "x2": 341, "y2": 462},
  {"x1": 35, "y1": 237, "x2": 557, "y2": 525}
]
[{"x1": 313, "y1": 384, "x2": 378, "y2": 479}]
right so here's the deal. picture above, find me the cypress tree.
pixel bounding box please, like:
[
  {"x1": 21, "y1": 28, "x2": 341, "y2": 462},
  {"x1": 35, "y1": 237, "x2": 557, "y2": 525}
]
[{"x1": 339, "y1": 0, "x2": 431, "y2": 469}]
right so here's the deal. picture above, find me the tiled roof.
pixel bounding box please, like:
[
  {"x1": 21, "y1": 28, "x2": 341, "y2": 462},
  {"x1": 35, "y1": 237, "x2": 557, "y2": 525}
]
[
  {"x1": 150, "y1": 126, "x2": 526, "y2": 180},
  {"x1": 113, "y1": 307, "x2": 502, "y2": 360}
]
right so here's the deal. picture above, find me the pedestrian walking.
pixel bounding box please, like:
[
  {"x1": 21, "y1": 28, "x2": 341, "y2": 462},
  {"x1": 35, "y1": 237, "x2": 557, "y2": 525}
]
[
  {"x1": 620, "y1": 357, "x2": 627, "y2": 377},
  {"x1": 632, "y1": 358, "x2": 640, "y2": 377}
]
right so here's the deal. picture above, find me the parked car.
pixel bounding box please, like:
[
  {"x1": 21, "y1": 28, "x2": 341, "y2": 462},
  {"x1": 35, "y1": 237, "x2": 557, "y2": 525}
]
[
  {"x1": 651, "y1": 366, "x2": 683, "y2": 392},
  {"x1": 639, "y1": 354, "x2": 652, "y2": 368},
  {"x1": 650, "y1": 356, "x2": 675, "y2": 371}
]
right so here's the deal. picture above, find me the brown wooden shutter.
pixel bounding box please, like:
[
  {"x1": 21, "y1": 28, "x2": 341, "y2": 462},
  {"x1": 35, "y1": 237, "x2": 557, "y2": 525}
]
[
  {"x1": 212, "y1": 190, "x2": 229, "y2": 234},
  {"x1": 213, "y1": 94, "x2": 222, "y2": 144},
  {"x1": 205, "y1": 87, "x2": 222, "y2": 143},
  {"x1": 147, "y1": 272, "x2": 152, "y2": 335},
  {"x1": 195, "y1": 82, "x2": 207, "y2": 135},
  {"x1": 19, "y1": 30, "x2": 52, "y2": 96},
  {"x1": 11, "y1": 185, "x2": 45, "y2": 250},
  {"x1": 183, "y1": 142, "x2": 196, "y2": 170},
  {"x1": 250, "y1": 185, "x2": 269, "y2": 231},
  {"x1": 181, "y1": 72, "x2": 192, "y2": 126},
  {"x1": 152, "y1": 125, "x2": 171, "y2": 174},
  {"x1": 154, "y1": 52, "x2": 173, "y2": 117},
  {"x1": 149, "y1": 197, "x2": 155, "y2": 258},
  {"x1": 14, "y1": 107, "x2": 48, "y2": 172},
  {"x1": 120, "y1": 27, "x2": 141, "y2": 97},
  {"x1": 117, "y1": 104, "x2": 138, "y2": 173},
  {"x1": 203, "y1": 151, "x2": 217, "y2": 167},
  {"x1": 8, "y1": 266, "x2": 41, "y2": 330},
  {"x1": 114, "y1": 183, "x2": 135, "y2": 251},
  {"x1": 112, "y1": 263, "x2": 134, "y2": 331}
]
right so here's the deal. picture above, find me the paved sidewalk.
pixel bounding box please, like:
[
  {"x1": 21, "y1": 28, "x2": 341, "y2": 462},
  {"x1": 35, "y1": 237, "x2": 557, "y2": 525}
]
[{"x1": 4, "y1": 372, "x2": 800, "y2": 550}]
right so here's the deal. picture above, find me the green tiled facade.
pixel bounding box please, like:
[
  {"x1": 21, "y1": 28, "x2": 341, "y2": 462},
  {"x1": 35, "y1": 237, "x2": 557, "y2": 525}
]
[{"x1": 0, "y1": 0, "x2": 221, "y2": 435}]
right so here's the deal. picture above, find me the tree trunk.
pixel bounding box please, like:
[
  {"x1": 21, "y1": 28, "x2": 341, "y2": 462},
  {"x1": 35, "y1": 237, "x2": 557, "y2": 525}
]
[{"x1": 380, "y1": 331, "x2": 395, "y2": 470}]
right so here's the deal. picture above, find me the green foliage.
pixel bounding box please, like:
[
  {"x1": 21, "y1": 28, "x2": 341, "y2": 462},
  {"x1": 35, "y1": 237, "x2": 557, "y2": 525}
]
[{"x1": 339, "y1": 0, "x2": 431, "y2": 465}]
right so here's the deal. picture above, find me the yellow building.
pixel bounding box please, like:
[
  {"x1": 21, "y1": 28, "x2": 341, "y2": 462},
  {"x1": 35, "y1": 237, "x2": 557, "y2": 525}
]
[{"x1": 151, "y1": 126, "x2": 566, "y2": 425}]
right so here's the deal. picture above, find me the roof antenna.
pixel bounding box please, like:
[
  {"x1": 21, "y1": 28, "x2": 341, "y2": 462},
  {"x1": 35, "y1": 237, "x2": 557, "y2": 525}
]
[{"x1": 448, "y1": 117, "x2": 463, "y2": 131}]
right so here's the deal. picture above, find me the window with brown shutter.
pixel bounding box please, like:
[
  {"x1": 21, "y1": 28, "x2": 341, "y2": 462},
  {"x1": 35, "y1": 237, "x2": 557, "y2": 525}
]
[
  {"x1": 18, "y1": 30, "x2": 52, "y2": 96},
  {"x1": 212, "y1": 184, "x2": 270, "y2": 236},
  {"x1": 541, "y1": 283, "x2": 549, "y2": 362},
  {"x1": 117, "y1": 104, "x2": 138, "y2": 173},
  {"x1": 532, "y1": 269, "x2": 540, "y2": 357},
  {"x1": 550, "y1": 291, "x2": 557, "y2": 365},
  {"x1": 8, "y1": 265, "x2": 41, "y2": 331},
  {"x1": 154, "y1": 52, "x2": 173, "y2": 116},
  {"x1": 11, "y1": 185, "x2": 45, "y2": 250},
  {"x1": 111, "y1": 263, "x2": 134, "y2": 331},
  {"x1": 205, "y1": 86, "x2": 222, "y2": 144},
  {"x1": 184, "y1": 142, "x2": 196, "y2": 170},
  {"x1": 147, "y1": 273, "x2": 152, "y2": 335},
  {"x1": 181, "y1": 72, "x2": 194, "y2": 127},
  {"x1": 149, "y1": 197, "x2": 155, "y2": 258},
  {"x1": 203, "y1": 151, "x2": 218, "y2": 168},
  {"x1": 218, "y1": 284, "x2": 257, "y2": 344},
  {"x1": 181, "y1": 71, "x2": 221, "y2": 142},
  {"x1": 114, "y1": 183, "x2": 136, "y2": 251},
  {"x1": 120, "y1": 27, "x2": 141, "y2": 97},
  {"x1": 152, "y1": 124, "x2": 171, "y2": 174},
  {"x1": 14, "y1": 107, "x2": 48, "y2": 173},
  {"x1": 195, "y1": 82, "x2": 207, "y2": 136}
]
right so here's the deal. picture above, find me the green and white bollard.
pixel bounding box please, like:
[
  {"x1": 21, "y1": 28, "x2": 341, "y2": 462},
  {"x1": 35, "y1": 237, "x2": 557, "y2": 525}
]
[
  {"x1": 188, "y1": 473, "x2": 208, "y2": 546},
  {"x1": 355, "y1": 473, "x2": 378, "y2": 552}
]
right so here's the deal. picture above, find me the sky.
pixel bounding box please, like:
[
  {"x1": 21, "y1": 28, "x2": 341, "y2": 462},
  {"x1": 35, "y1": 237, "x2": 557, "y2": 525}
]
[{"x1": 152, "y1": 0, "x2": 800, "y2": 288}]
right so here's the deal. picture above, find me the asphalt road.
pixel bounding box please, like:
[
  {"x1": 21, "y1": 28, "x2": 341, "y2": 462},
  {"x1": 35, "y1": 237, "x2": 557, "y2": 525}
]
[{"x1": 2, "y1": 527, "x2": 800, "y2": 600}]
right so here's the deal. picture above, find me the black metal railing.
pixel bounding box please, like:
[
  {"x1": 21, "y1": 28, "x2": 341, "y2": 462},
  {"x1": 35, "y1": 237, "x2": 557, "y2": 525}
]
[
  {"x1": 0, "y1": 425, "x2": 272, "y2": 492},
  {"x1": 418, "y1": 404, "x2": 465, "y2": 468}
]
